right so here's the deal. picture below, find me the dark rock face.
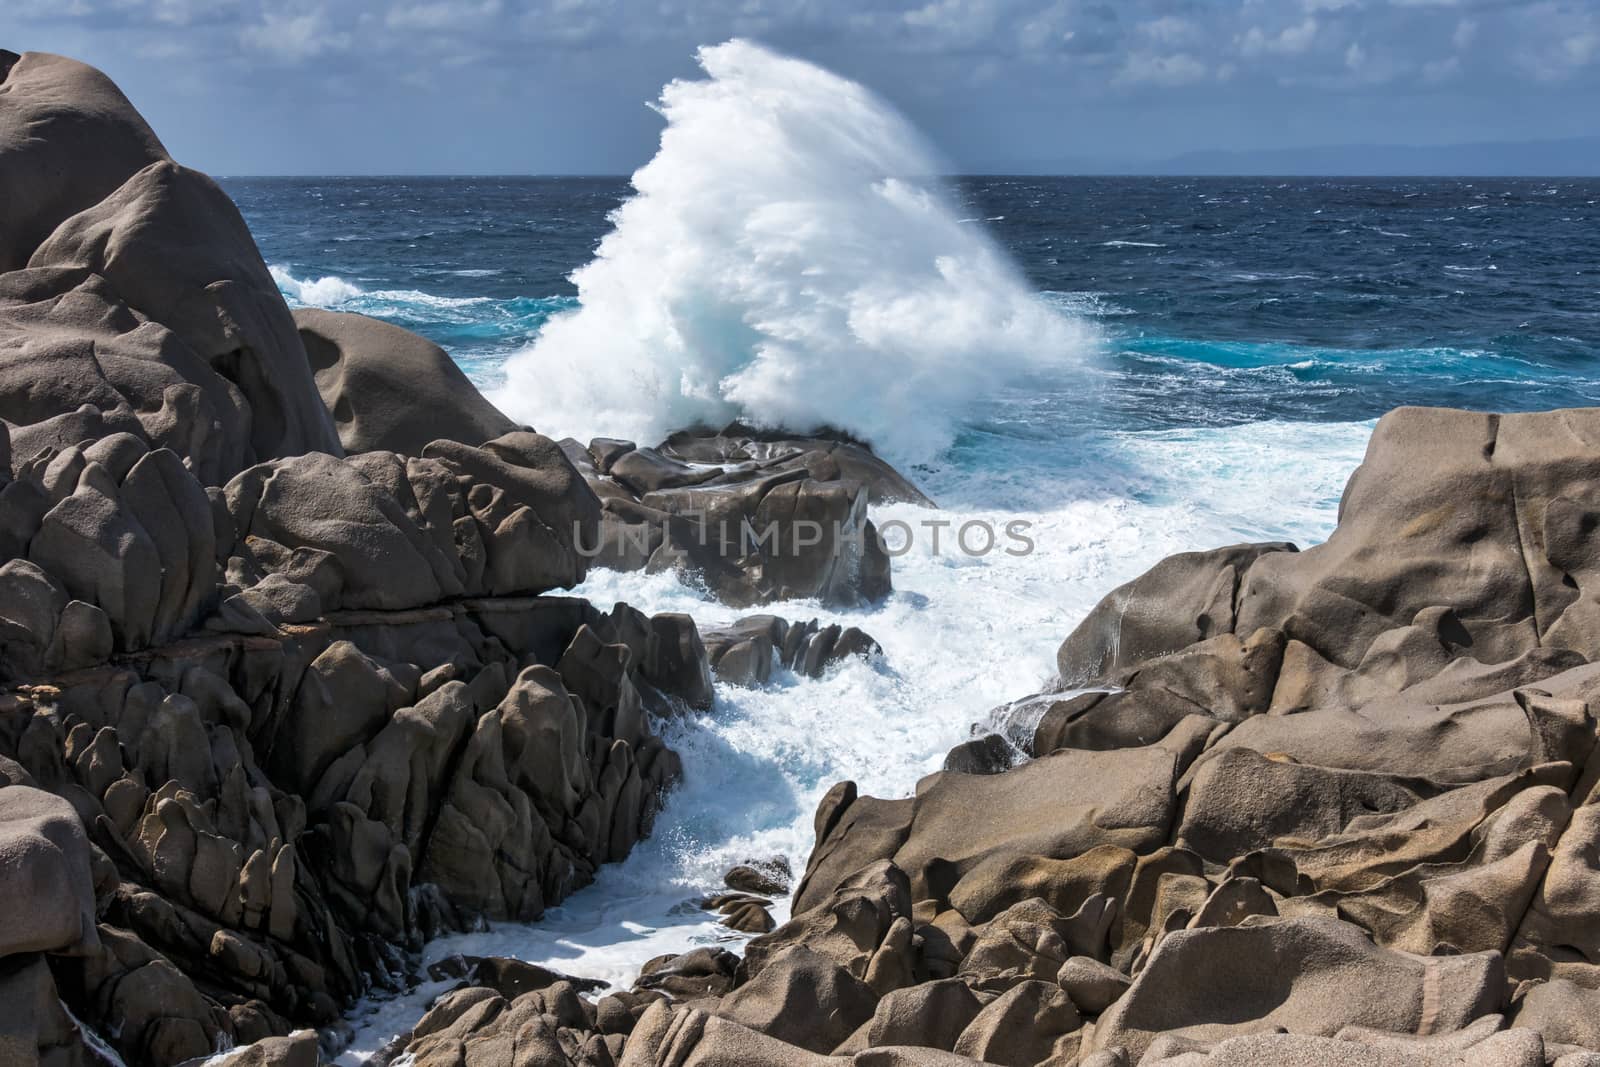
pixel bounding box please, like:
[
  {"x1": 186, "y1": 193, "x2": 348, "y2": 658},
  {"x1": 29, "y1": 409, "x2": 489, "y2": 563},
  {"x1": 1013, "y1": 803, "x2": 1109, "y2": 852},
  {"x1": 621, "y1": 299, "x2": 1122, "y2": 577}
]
[
  {"x1": 597, "y1": 406, "x2": 1600, "y2": 1067},
  {"x1": 0, "y1": 52, "x2": 709, "y2": 1067},
  {"x1": 0, "y1": 599, "x2": 697, "y2": 1066},
  {"x1": 657, "y1": 424, "x2": 936, "y2": 507},
  {"x1": 701, "y1": 614, "x2": 883, "y2": 686},
  {"x1": 568, "y1": 431, "x2": 921, "y2": 608},
  {"x1": 294, "y1": 308, "x2": 518, "y2": 456}
]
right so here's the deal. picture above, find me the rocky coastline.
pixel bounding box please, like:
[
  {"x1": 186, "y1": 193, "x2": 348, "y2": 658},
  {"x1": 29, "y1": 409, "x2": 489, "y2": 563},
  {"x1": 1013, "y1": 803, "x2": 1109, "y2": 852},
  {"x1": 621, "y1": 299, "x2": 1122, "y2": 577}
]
[{"x1": 5, "y1": 49, "x2": 1600, "y2": 1067}]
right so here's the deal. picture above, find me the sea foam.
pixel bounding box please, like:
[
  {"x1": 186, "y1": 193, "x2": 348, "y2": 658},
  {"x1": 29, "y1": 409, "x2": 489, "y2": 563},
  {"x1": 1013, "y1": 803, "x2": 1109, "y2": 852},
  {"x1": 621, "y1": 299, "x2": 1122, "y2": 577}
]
[
  {"x1": 491, "y1": 39, "x2": 1092, "y2": 466},
  {"x1": 333, "y1": 415, "x2": 1373, "y2": 1063}
]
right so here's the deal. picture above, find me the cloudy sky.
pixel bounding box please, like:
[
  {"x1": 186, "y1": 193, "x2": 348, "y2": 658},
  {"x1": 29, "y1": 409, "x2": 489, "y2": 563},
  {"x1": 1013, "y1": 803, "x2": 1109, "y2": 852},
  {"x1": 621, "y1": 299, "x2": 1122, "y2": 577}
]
[{"x1": 4, "y1": 0, "x2": 1597, "y2": 174}]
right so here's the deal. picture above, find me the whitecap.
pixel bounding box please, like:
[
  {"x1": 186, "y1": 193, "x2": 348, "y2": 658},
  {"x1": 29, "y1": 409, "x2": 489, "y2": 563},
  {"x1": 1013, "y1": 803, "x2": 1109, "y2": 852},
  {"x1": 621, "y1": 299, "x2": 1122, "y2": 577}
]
[
  {"x1": 269, "y1": 264, "x2": 364, "y2": 306},
  {"x1": 490, "y1": 39, "x2": 1094, "y2": 468}
]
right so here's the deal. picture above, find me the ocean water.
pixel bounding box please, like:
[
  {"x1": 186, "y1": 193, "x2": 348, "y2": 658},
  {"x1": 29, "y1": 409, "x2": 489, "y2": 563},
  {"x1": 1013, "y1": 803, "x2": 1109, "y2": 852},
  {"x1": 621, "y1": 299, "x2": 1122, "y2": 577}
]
[{"x1": 223, "y1": 43, "x2": 1600, "y2": 1061}]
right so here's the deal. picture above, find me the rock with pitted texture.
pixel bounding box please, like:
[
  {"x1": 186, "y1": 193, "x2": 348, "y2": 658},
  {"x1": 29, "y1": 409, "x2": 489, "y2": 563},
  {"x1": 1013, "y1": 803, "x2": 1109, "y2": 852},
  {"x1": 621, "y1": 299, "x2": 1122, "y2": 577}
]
[
  {"x1": 615, "y1": 405, "x2": 1600, "y2": 1067},
  {"x1": 573, "y1": 430, "x2": 915, "y2": 607},
  {"x1": 29, "y1": 160, "x2": 343, "y2": 463}
]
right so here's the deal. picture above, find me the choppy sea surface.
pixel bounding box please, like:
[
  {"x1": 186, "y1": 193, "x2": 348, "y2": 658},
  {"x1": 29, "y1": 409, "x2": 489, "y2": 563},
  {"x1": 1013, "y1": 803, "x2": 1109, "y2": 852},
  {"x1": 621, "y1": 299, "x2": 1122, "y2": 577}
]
[{"x1": 227, "y1": 170, "x2": 1600, "y2": 1058}]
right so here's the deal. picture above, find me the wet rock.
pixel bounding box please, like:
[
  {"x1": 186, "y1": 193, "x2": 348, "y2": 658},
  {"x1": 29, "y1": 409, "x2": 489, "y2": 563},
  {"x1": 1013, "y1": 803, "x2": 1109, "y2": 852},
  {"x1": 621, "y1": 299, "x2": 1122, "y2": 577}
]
[
  {"x1": 702, "y1": 615, "x2": 882, "y2": 686},
  {"x1": 724, "y1": 857, "x2": 792, "y2": 896},
  {"x1": 635, "y1": 947, "x2": 741, "y2": 1000},
  {"x1": 579, "y1": 430, "x2": 915, "y2": 607},
  {"x1": 941, "y1": 733, "x2": 1015, "y2": 775},
  {"x1": 426, "y1": 954, "x2": 609, "y2": 997},
  {"x1": 656, "y1": 424, "x2": 935, "y2": 507},
  {"x1": 702, "y1": 893, "x2": 777, "y2": 934}
]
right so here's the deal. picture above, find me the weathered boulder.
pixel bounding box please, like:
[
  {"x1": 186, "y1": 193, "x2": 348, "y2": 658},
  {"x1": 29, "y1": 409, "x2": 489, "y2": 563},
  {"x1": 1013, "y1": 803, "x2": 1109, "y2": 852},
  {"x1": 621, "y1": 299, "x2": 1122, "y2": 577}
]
[
  {"x1": 29, "y1": 160, "x2": 343, "y2": 462},
  {"x1": 220, "y1": 432, "x2": 601, "y2": 618},
  {"x1": 0, "y1": 784, "x2": 98, "y2": 957},
  {"x1": 0, "y1": 269, "x2": 255, "y2": 483},
  {"x1": 1056, "y1": 542, "x2": 1295, "y2": 685},
  {"x1": 1085, "y1": 916, "x2": 1504, "y2": 1060},
  {"x1": 576, "y1": 431, "x2": 911, "y2": 607},
  {"x1": 294, "y1": 307, "x2": 517, "y2": 455},
  {"x1": 656, "y1": 424, "x2": 936, "y2": 507},
  {"x1": 794, "y1": 732, "x2": 1190, "y2": 914},
  {"x1": 0, "y1": 51, "x2": 169, "y2": 273}
]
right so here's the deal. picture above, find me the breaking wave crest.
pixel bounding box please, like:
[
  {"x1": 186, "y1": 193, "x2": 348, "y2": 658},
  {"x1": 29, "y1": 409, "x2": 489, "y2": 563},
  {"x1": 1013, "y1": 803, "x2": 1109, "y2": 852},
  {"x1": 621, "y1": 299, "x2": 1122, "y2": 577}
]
[{"x1": 491, "y1": 39, "x2": 1093, "y2": 465}]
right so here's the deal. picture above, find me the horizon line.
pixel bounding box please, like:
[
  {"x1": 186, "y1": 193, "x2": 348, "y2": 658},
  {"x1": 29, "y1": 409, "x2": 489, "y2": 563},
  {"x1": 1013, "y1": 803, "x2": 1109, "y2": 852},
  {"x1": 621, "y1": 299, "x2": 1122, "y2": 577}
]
[{"x1": 217, "y1": 171, "x2": 1600, "y2": 180}]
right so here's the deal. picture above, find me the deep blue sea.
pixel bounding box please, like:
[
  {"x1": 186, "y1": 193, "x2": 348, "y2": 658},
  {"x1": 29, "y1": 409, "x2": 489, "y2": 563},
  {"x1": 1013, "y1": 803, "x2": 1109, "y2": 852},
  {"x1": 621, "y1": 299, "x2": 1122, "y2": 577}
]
[
  {"x1": 225, "y1": 174, "x2": 1600, "y2": 1058},
  {"x1": 231, "y1": 175, "x2": 1600, "y2": 430}
]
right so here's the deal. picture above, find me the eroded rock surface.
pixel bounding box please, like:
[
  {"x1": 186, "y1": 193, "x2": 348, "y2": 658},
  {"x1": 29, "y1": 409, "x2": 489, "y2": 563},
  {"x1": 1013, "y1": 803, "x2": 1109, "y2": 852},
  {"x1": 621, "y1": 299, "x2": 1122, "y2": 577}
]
[
  {"x1": 565, "y1": 429, "x2": 921, "y2": 608},
  {"x1": 293, "y1": 307, "x2": 518, "y2": 456},
  {"x1": 532, "y1": 406, "x2": 1600, "y2": 1067},
  {"x1": 0, "y1": 51, "x2": 710, "y2": 1067},
  {"x1": 702, "y1": 614, "x2": 883, "y2": 686}
]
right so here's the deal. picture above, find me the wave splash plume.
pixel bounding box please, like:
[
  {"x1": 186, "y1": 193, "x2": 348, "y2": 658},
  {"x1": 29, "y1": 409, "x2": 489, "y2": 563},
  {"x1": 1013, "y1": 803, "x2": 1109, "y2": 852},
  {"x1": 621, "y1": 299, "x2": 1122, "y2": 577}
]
[{"x1": 492, "y1": 39, "x2": 1091, "y2": 465}]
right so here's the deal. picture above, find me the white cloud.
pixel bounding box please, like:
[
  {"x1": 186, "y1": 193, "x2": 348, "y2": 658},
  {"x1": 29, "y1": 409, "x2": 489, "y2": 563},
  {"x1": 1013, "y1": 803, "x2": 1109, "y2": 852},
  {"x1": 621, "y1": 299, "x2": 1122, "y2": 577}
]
[
  {"x1": 239, "y1": 7, "x2": 350, "y2": 62},
  {"x1": 1514, "y1": 6, "x2": 1600, "y2": 82},
  {"x1": 1238, "y1": 17, "x2": 1319, "y2": 56},
  {"x1": 386, "y1": 0, "x2": 503, "y2": 32},
  {"x1": 1138, "y1": 15, "x2": 1199, "y2": 45},
  {"x1": 1421, "y1": 54, "x2": 1459, "y2": 81},
  {"x1": 1113, "y1": 51, "x2": 1209, "y2": 86}
]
